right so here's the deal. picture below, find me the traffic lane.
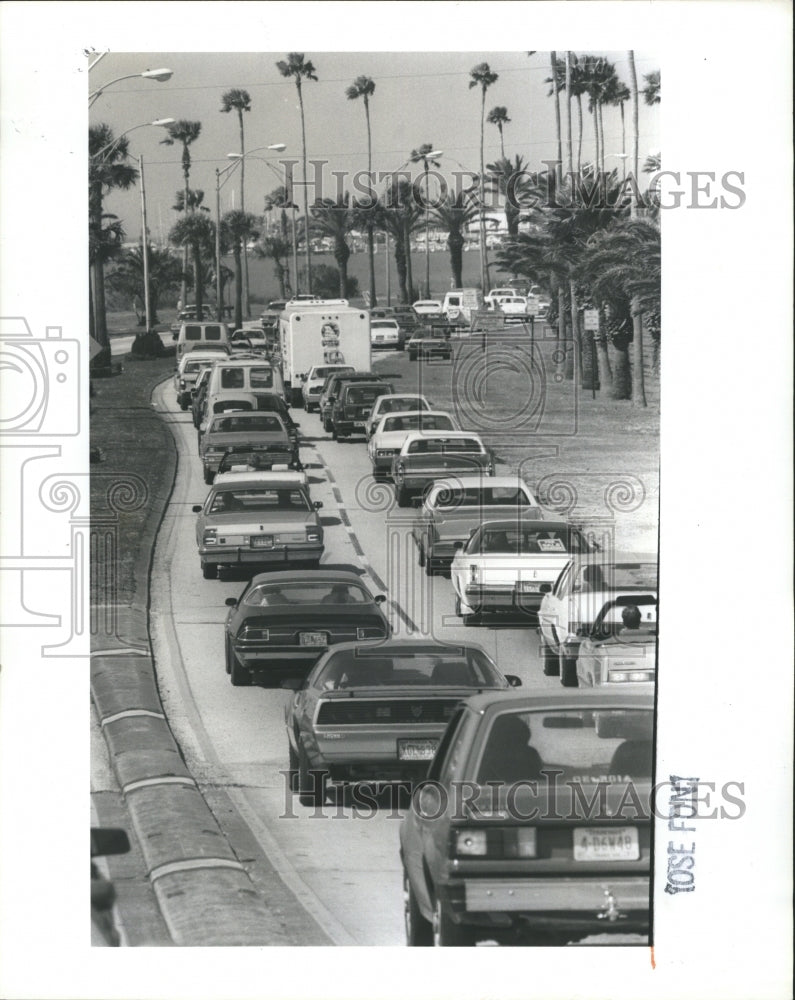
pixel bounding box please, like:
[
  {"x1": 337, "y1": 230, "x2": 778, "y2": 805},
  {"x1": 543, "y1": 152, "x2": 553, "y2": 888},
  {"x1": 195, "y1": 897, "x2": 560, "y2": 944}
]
[{"x1": 150, "y1": 383, "x2": 405, "y2": 945}]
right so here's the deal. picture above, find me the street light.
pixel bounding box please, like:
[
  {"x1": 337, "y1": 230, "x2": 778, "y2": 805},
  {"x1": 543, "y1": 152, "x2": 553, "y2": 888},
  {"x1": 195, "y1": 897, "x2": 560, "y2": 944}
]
[
  {"x1": 90, "y1": 118, "x2": 175, "y2": 162},
  {"x1": 215, "y1": 160, "x2": 241, "y2": 321},
  {"x1": 88, "y1": 68, "x2": 173, "y2": 107}
]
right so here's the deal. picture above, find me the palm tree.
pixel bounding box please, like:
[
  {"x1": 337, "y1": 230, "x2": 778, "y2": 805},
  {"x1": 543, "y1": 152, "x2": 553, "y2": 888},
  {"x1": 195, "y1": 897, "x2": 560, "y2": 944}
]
[
  {"x1": 346, "y1": 74, "x2": 377, "y2": 306},
  {"x1": 627, "y1": 50, "x2": 646, "y2": 407},
  {"x1": 170, "y1": 213, "x2": 215, "y2": 319},
  {"x1": 172, "y1": 189, "x2": 210, "y2": 213},
  {"x1": 161, "y1": 119, "x2": 202, "y2": 308},
  {"x1": 89, "y1": 124, "x2": 138, "y2": 370},
  {"x1": 642, "y1": 70, "x2": 661, "y2": 105},
  {"x1": 107, "y1": 245, "x2": 182, "y2": 328},
  {"x1": 486, "y1": 155, "x2": 531, "y2": 236},
  {"x1": 220, "y1": 89, "x2": 252, "y2": 317},
  {"x1": 276, "y1": 53, "x2": 318, "y2": 293},
  {"x1": 469, "y1": 61, "x2": 499, "y2": 293},
  {"x1": 255, "y1": 236, "x2": 291, "y2": 298},
  {"x1": 377, "y1": 180, "x2": 423, "y2": 303},
  {"x1": 548, "y1": 52, "x2": 563, "y2": 181},
  {"x1": 486, "y1": 106, "x2": 511, "y2": 158},
  {"x1": 410, "y1": 143, "x2": 441, "y2": 297},
  {"x1": 431, "y1": 192, "x2": 479, "y2": 289},
  {"x1": 310, "y1": 194, "x2": 353, "y2": 297},
  {"x1": 220, "y1": 210, "x2": 259, "y2": 330},
  {"x1": 607, "y1": 77, "x2": 631, "y2": 178}
]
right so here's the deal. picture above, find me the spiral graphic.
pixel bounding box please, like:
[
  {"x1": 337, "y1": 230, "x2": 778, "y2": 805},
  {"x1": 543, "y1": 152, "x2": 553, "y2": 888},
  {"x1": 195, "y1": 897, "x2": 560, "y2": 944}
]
[
  {"x1": 354, "y1": 475, "x2": 395, "y2": 514},
  {"x1": 536, "y1": 476, "x2": 578, "y2": 514},
  {"x1": 107, "y1": 475, "x2": 148, "y2": 513},
  {"x1": 604, "y1": 476, "x2": 646, "y2": 514},
  {"x1": 451, "y1": 343, "x2": 546, "y2": 433},
  {"x1": 39, "y1": 477, "x2": 82, "y2": 514}
]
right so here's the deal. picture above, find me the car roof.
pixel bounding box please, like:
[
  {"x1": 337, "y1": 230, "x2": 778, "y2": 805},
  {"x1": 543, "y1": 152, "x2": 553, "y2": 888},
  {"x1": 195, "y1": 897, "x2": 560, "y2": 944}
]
[
  {"x1": 248, "y1": 569, "x2": 372, "y2": 587},
  {"x1": 212, "y1": 358, "x2": 274, "y2": 368},
  {"x1": 402, "y1": 430, "x2": 484, "y2": 443},
  {"x1": 213, "y1": 471, "x2": 306, "y2": 487},
  {"x1": 375, "y1": 393, "x2": 427, "y2": 403},
  {"x1": 463, "y1": 688, "x2": 655, "y2": 715},
  {"x1": 476, "y1": 517, "x2": 569, "y2": 531},
  {"x1": 315, "y1": 638, "x2": 490, "y2": 657},
  {"x1": 429, "y1": 476, "x2": 532, "y2": 490}
]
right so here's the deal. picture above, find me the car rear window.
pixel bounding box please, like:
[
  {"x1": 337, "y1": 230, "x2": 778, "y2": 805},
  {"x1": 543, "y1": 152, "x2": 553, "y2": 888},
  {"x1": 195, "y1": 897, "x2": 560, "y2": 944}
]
[
  {"x1": 184, "y1": 325, "x2": 202, "y2": 340},
  {"x1": 472, "y1": 526, "x2": 582, "y2": 554},
  {"x1": 433, "y1": 486, "x2": 532, "y2": 508},
  {"x1": 345, "y1": 386, "x2": 386, "y2": 405},
  {"x1": 243, "y1": 581, "x2": 370, "y2": 606},
  {"x1": 379, "y1": 397, "x2": 427, "y2": 413},
  {"x1": 383, "y1": 414, "x2": 455, "y2": 433},
  {"x1": 316, "y1": 649, "x2": 498, "y2": 689},
  {"x1": 210, "y1": 488, "x2": 309, "y2": 514},
  {"x1": 209, "y1": 415, "x2": 284, "y2": 434},
  {"x1": 407, "y1": 438, "x2": 483, "y2": 454}
]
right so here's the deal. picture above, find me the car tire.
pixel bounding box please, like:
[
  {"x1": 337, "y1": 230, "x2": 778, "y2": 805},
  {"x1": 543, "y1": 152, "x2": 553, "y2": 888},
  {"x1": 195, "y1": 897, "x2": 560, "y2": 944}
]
[
  {"x1": 541, "y1": 640, "x2": 560, "y2": 676},
  {"x1": 432, "y1": 897, "x2": 474, "y2": 947},
  {"x1": 298, "y1": 742, "x2": 327, "y2": 807},
  {"x1": 229, "y1": 654, "x2": 251, "y2": 687},
  {"x1": 559, "y1": 653, "x2": 579, "y2": 688},
  {"x1": 396, "y1": 486, "x2": 411, "y2": 508},
  {"x1": 323, "y1": 418, "x2": 333, "y2": 433},
  {"x1": 201, "y1": 561, "x2": 216, "y2": 580},
  {"x1": 203, "y1": 468, "x2": 214, "y2": 485},
  {"x1": 404, "y1": 869, "x2": 433, "y2": 946}
]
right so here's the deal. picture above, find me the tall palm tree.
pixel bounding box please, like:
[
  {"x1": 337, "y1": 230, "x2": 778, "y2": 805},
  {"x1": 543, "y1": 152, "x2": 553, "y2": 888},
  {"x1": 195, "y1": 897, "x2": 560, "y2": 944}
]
[
  {"x1": 377, "y1": 180, "x2": 423, "y2": 304},
  {"x1": 642, "y1": 70, "x2": 661, "y2": 105},
  {"x1": 169, "y1": 213, "x2": 215, "y2": 319},
  {"x1": 410, "y1": 143, "x2": 441, "y2": 297},
  {"x1": 161, "y1": 119, "x2": 202, "y2": 308},
  {"x1": 310, "y1": 194, "x2": 353, "y2": 297},
  {"x1": 276, "y1": 53, "x2": 318, "y2": 293},
  {"x1": 627, "y1": 50, "x2": 646, "y2": 407},
  {"x1": 255, "y1": 236, "x2": 291, "y2": 298},
  {"x1": 431, "y1": 191, "x2": 479, "y2": 289},
  {"x1": 172, "y1": 189, "x2": 210, "y2": 213},
  {"x1": 603, "y1": 75, "x2": 631, "y2": 178},
  {"x1": 469, "y1": 61, "x2": 499, "y2": 293},
  {"x1": 220, "y1": 210, "x2": 259, "y2": 330},
  {"x1": 486, "y1": 106, "x2": 511, "y2": 158},
  {"x1": 221, "y1": 89, "x2": 253, "y2": 317},
  {"x1": 89, "y1": 124, "x2": 138, "y2": 370},
  {"x1": 548, "y1": 52, "x2": 563, "y2": 181},
  {"x1": 486, "y1": 155, "x2": 531, "y2": 236},
  {"x1": 346, "y1": 74, "x2": 377, "y2": 306}
]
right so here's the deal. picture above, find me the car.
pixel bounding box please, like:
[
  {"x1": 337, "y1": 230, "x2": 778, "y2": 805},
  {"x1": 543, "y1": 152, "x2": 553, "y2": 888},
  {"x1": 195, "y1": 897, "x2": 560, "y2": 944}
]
[
  {"x1": 204, "y1": 356, "x2": 286, "y2": 406},
  {"x1": 483, "y1": 287, "x2": 515, "y2": 309},
  {"x1": 223, "y1": 570, "x2": 390, "y2": 686},
  {"x1": 318, "y1": 371, "x2": 388, "y2": 431},
  {"x1": 284, "y1": 639, "x2": 521, "y2": 805},
  {"x1": 450, "y1": 519, "x2": 593, "y2": 624},
  {"x1": 302, "y1": 364, "x2": 355, "y2": 412},
  {"x1": 392, "y1": 431, "x2": 494, "y2": 508},
  {"x1": 406, "y1": 328, "x2": 454, "y2": 362},
  {"x1": 170, "y1": 304, "x2": 214, "y2": 340},
  {"x1": 175, "y1": 321, "x2": 231, "y2": 363},
  {"x1": 399, "y1": 689, "x2": 654, "y2": 945},
  {"x1": 412, "y1": 476, "x2": 542, "y2": 577},
  {"x1": 194, "y1": 472, "x2": 324, "y2": 581},
  {"x1": 369, "y1": 306, "x2": 395, "y2": 320},
  {"x1": 173, "y1": 351, "x2": 221, "y2": 410},
  {"x1": 230, "y1": 325, "x2": 268, "y2": 353},
  {"x1": 215, "y1": 448, "x2": 307, "y2": 480},
  {"x1": 370, "y1": 318, "x2": 403, "y2": 351},
  {"x1": 263, "y1": 300, "x2": 288, "y2": 314},
  {"x1": 364, "y1": 393, "x2": 432, "y2": 439},
  {"x1": 199, "y1": 410, "x2": 296, "y2": 482},
  {"x1": 191, "y1": 365, "x2": 217, "y2": 427},
  {"x1": 329, "y1": 379, "x2": 395, "y2": 440},
  {"x1": 497, "y1": 296, "x2": 529, "y2": 323},
  {"x1": 197, "y1": 387, "x2": 300, "y2": 448},
  {"x1": 412, "y1": 299, "x2": 444, "y2": 316},
  {"x1": 392, "y1": 305, "x2": 421, "y2": 334},
  {"x1": 576, "y1": 597, "x2": 658, "y2": 692},
  {"x1": 368, "y1": 411, "x2": 460, "y2": 480},
  {"x1": 538, "y1": 554, "x2": 658, "y2": 686}
]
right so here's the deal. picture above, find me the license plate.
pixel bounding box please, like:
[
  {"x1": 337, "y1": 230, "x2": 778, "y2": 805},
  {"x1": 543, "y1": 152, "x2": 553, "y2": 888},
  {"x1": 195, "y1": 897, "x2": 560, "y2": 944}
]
[
  {"x1": 353, "y1": 421, "x2": 366, "y2": 429},
  {"x1": 573, "y1": 827, "x2": 639, "y2": 861},
  {"x1": 251, "y1": 535, "x2": 274, "y2": 549},
  {"x1": 299, "y1": 631, "x2": 327, "y2": 647},
  {"x1": 518, "y1": 581, "x2": 541, "y2": 592},
  {"x1": 398, "y1": 738, "x2": 439, "y2": 761}
]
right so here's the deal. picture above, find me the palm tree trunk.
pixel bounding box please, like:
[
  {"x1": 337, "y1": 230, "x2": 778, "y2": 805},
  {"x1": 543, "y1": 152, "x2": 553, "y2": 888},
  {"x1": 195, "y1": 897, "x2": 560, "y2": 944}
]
[
  {"x1": 619, "y1": 102, "x2": 627, "y2": 179},
  {"x1": 610, "y1": 341, "x2": 632, "y2": 399},
  {"x1": 394, "y1": 232, "x2": 408, "y2": 303},
  {"x1": 233, "y1": 243, "x2": 243, "y2": 330},
  {"x1": 564, "y1": 52, "x2": 573, "y2": 181},
  {"x1": 336, "y1": 241, "x2": 349, "y2": 297},
  {"x1": 180, "y1": 157, "x2": 190, "y2": 308},
  {"x1": 449, "y1": 234, "x2": 464, "y2": 288},
  {"x1": 627, "y1": 50, "x2": 647, "y2": 408},
  {"x1": 479, "y1": 90, "x2": 489, "y2": 294},
  {"x1": 598, "y1": 101, "x2": 606, "y2": 174},
  {"x1": 576, "y1": 95, "x2": 583, "y2": 175},
  {"x1": 297, "y1": 81, "x2": 312, "y2": 294},
  {"x1": 238, "y1": 108, "x2": 250, "y2": 319},
  {"x1": 499, "y1": 126, "x2": 505, "y2": 159},
  {"x1": 193, "y1": 245, "x2": 204, "y2": 317},
  {"x1": 556, "y1": 285, "x2": 567, "y2": 380},
  {"x1": 550, "y1": 52, "x2": 562, "y2": 183},
  {"x1": 365, "y1": 99, "x2": 377, "y2": 306},
  {"x1": 404, "y1": 215, "x2": 414, "y2": 302},
  {"x1": 568, "y1": 279, "x2": 580, "y2": 381},
  {"x1": 595, "y1": 311, "x2": 613, "y2": 394}
]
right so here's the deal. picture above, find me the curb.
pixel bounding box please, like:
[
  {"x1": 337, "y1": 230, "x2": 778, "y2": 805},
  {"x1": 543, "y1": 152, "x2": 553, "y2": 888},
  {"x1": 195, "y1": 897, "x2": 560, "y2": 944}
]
[{"x1": 90, "y1": 375, "x2": 279, "y2": 945}]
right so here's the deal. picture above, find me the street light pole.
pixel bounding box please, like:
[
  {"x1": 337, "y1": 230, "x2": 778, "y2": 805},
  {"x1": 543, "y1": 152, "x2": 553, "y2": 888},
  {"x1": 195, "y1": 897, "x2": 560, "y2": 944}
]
[
  {"x1": 138, "y1": 155, "x2": 152, "y2": 334},
  {"x1": 88, "y1": 67, "x2": 173, "y2": 107}
]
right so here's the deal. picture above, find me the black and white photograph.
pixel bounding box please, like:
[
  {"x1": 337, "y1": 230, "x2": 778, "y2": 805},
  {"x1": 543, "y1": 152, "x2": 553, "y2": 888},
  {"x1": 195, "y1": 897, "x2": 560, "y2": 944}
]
[{"x1": 0, "y1": 3, "x2": 791, "y2": 999}]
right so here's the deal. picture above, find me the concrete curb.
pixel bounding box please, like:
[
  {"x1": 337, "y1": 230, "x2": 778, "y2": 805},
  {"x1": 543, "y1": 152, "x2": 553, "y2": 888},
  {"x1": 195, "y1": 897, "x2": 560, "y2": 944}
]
[{"x1": 91, "y1": 375, "x2": 279, "y2": 945}]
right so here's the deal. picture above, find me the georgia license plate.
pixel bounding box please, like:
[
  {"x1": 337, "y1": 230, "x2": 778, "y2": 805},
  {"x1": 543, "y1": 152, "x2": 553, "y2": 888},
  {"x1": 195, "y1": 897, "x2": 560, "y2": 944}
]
[
  {"x1": 299, "y1": 631, "x2": 327, "y2": 647},
  {"x1": 573, "y1": 827, "x2": 639, "y2": 861},
  {"x1": 519, "y1": 581, "x2": 541, "y2": 592},
  {"x1": 251, "y1": 535, "x2": 274, "y2": 548},
  {"x1": 398, "y1": 738, "x2": 439, "y2": 761}
]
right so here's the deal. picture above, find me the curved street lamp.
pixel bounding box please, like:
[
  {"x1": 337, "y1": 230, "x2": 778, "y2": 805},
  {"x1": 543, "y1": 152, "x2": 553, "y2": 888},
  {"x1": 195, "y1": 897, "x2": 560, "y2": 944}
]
[
  {"x1": 89, "y1": 68, "x2": 173, "y2": 107},
  {"x1": 90, "y1": 118, "x2": 175, "y2": 162}
]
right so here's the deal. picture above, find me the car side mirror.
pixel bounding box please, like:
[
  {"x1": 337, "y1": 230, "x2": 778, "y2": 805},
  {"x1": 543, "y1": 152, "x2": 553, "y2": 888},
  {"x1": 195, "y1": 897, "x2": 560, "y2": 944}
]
[
  {"x1": 539, "y1": 582, "x2": 552, "y2": 594},
  {"x1": 192, "y1": 505, "x2": 203, "y2": 513},
  {"x1": 505, "y1": 674, "x2": 522, "y2": 687},
  {"x1": 313, "y1": 501, "x2": 323, "y2": 509},
  {"x1": 374, "y1": 594, "x2": 387, "y2": 604},
  {"x1": 225, "y1": 597, "x2": 238, "y2": 607}
]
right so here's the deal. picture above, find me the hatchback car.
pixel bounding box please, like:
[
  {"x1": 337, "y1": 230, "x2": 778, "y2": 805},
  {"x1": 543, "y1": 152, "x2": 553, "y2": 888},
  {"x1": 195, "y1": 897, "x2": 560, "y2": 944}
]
[
  {"x1": 223, "y1": 570, "x2": 389, "y2": 686},
  {"x1": 400, "y1": 689, "x2": 654, "y2": 945},
  {"x1": 193, "y1": 472, "x2": 323, "y2": 579}
]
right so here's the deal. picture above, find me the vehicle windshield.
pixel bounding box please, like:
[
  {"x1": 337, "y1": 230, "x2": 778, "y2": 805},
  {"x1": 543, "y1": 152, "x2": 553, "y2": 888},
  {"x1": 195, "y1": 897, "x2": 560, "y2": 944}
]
[
  {"x1": 209, "y1": 415, "x2": 285, "y2": 434},
  {"x1": 316, "y1": 649, "x2": 499, "y2": 689},
  {"x1": 382, "y1": 414, "x2": 455, "y2": 433},
  {"x1": 345, "y1": 386, "x2": 386, "y2": 405},
  {"x1": 406, "y1": 438, "x2": 483, "y2": 454},
  {"x1": 243, "y1": 581, "x2": 370, "y2": 606},
  {"x1": 470, "y1": 526, "x2": 583, "y2": 554},
  {"x1": 377, "y1": 397, "x2": 427, "y2": 414},
  {"x1": 219, "y1": 366, "x2": 274, "y2": 389},
  {"x1": 209, "y1": 488, "x2": 310, "y2": 514},
  {"x1": 475, "y1": 708, "x2": 653, "y2": 783},
  {"x1": 432, "y1": 486, "x2": 532, "y2": 508}
]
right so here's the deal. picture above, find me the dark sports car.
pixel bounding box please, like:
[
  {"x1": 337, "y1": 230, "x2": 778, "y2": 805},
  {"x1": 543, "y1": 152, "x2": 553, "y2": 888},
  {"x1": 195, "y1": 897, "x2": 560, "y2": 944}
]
[{"x1": 223, "y1": 570, "x2": 391, "y2": 687}]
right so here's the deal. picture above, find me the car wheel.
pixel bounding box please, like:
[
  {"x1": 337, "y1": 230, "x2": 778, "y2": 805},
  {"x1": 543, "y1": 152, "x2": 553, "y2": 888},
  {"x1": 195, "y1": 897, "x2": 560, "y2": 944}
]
[
  {"x1": 203, "y1": 468, "x2": 214, "y2": 485},
  {"x1": 432, "y1": 897, "x2": 474, "y2": 947},
  {"x1": 559, "y1": 653, "x2": 579, "y2": 688},
  {"x1": 323, "y1": 418, "x2": 334, "y2": 433},
  {"x1": 541, "y1": 640, "x2": 560, "y2": 676},
  {"x1": 201, "y1": 561, "x2": 216, "y2": 580},
  {"x1": 298, "y1": 742, "x2": 327, "y2": 807},
  {"x1": 229, "y1": 654, "x2": 251, "y2": 687},
  {"x1": 396, "y1": 486, "x2": 411, "y2": 508},
  {"x1": 404, "y1": 869, "x2": 432, "y2": 946}
]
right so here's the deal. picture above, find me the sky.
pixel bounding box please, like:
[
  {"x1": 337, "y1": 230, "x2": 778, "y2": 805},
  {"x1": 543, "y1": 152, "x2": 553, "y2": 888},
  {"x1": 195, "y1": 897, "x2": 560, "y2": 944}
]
[{"x1": 89, "y1": 50, "x2": 661, "y2": 241}]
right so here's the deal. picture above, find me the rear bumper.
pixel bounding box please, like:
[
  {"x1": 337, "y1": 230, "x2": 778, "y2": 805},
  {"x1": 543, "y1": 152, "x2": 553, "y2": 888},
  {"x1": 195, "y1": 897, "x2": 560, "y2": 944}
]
[
  {"x1": 464, "y1": 586, "x2": 545, "y2": 612},
  {"x1": 200, "y1": 544, "x2": 324, "y2": 565}
]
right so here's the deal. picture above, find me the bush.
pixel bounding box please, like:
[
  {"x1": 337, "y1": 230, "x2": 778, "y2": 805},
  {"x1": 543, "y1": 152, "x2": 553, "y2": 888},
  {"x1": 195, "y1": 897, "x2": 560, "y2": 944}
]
[{"x1": 300, "y1": 264, "x2": 359, "y2": 299}]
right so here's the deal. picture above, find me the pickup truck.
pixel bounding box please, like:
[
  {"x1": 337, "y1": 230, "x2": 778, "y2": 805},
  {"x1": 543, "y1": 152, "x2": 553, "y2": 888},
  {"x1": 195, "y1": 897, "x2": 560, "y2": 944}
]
[
  {"x1": 412, "y1": 476, "x2": 541, "y2": 575},
  {"x1": 391, "y1": 432, "x2": 494, "y2": 507}
]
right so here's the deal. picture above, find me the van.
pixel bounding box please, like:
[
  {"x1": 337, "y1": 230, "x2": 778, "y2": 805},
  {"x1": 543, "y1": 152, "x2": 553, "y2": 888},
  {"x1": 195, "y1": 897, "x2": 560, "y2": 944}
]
[
  {"x1": 441, "y1": 288, "x2": 483, "y2": 326},
  {"x1": 205, "y1": 357, "x2": 286, "y2": 405},
  {"x1": 176, "y1": 322, "x2": 231, "y2": 363}
]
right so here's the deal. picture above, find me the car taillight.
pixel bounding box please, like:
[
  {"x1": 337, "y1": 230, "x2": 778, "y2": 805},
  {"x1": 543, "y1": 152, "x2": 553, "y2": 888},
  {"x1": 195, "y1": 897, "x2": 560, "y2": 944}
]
[
  {"x1": 239, "y1": 626, "x2": 269, "y2": 641},
  {"x1": 608, "y1": 669, "x2": 651, "y2": 682},
  {"x1": 306, "y1": 529, "x2": 321, "y2": 543},
  {"x1": 377, "y1": 449, "x2": 397, "y2": 458},
  {"x1": 202, "y1": 528, "x2": 217, "y2": 544},
  {"x1": 357, "y1": 626, "x2": 386, "y2": 640},
  {"x1": 453, "y1": 827, "x2": 537, "y2": 859},
  {"x1": 469, "y1": 564, "x2": 479, "y2": 584}
]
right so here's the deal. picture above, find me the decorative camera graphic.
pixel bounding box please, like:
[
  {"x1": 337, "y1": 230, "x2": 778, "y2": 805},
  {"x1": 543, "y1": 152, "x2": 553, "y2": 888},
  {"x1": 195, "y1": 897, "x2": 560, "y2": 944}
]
[{"x1": 0, "y1": 317, "x2": 80, "y2": 436}]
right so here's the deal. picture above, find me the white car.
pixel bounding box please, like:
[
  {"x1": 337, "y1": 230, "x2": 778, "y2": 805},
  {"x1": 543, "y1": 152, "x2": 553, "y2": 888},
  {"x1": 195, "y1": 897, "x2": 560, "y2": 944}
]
[
  {"x1": 412, "y1": 300, "x2": 444, "y2": 316},
  {"x1": 370, "y1": 318, "x2": 403, "y2": 351},
  {"x1": 368, "y1": 411, "x2": 459, "y2": 479},
  {"x1": 301, "y1": 364, "x2": 354, "y2": 412},
  {"x1": 497, "y1": 296, "x2": 529, "y2": 322},
  {"x1": 173, "y1": 351, "x2": 222, "y2": 410},
  {"x1": 450, "y1": 519, "x2": 594, "y2": 625},
  {"x1": 364, "y1": 393, "x2": 431, "y2": 439},
  {"x1": 537, "y1": 554, "x2": 658, "y2": 686},
  {"x1": 483, "y1": 288, "x2": 515, "y2": 308}
]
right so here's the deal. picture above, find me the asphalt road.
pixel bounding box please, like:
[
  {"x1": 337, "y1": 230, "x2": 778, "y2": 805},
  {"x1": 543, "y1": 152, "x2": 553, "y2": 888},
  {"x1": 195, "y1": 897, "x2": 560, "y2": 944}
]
[{"x1": 147, "y1": 368, "x2": 560, "y2": 946}]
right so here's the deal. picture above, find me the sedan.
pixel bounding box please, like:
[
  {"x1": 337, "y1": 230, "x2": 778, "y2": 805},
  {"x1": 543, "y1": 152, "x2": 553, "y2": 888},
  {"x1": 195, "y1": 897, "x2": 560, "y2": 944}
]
[
  {"x1": 400, "y1": 689, "x2": 654, "y2": 945},
  {"x1": 368, "y1": 411, "x2": 460, "y2": 480},
  {"x1": 302, "y1": 364, "x2": 354, "y2": 412},
  {"x1": 406, "y1": 329, "x2": 453, "y2": 362},
  {"x1": 223, "y1": 571, "x2": 390, "y2": 687},
  {"x1": 284, "y1": 639, "x2": 521, "y2": 805},
  {"x1": 497, "y1": 296, "x2": 529, "y2": 323},
  {"x1": 193, "y1": 472, "x2": 324, "y2": 580},
  {"x1": 364, "y1": 393, "x2": 431, "y2": 439},
  {"x1": 199, "y1": 410, "x2": 295, "y2": 483},
  {"x1": 450, "y1": 519, "x2": 593, "y2": 624},
  {"x1": 370, "y1": 318, "x2": 403, "y2": 351},
  {"x1": 412, "y1": 300, "x2": 444, "y2": 316}
]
